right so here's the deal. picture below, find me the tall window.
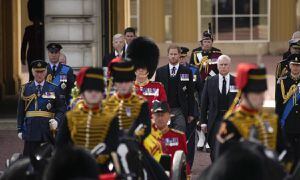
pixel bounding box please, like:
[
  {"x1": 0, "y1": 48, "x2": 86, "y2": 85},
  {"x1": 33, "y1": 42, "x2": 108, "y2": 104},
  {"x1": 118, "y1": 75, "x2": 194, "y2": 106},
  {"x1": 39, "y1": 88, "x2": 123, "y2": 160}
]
[
  {"x1": 200, "y1": 0, "x2": 269, "y2": 42},
  {"x1": 129, "y1": 0, "x2": 139, "y2": 32}
]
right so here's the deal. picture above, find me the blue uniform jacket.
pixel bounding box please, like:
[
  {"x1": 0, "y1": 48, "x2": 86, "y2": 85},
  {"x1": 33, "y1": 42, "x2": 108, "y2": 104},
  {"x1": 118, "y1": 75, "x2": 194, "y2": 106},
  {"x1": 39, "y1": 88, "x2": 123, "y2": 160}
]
[
  {"x1": 17, "y1": 81, "x2": 66, "y2": 142},
  {"x1": 47, "y1": 63, "x2": 75, "y2": 106}
]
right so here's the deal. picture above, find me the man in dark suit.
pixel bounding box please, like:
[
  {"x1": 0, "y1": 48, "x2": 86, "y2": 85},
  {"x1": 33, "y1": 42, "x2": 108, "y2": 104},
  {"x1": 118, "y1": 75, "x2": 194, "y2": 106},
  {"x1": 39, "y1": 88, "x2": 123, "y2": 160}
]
[
  {"x1": 46, "y1": 43, "x2": 75, "y2": 107},
  {"x1": 155, "y1": 44, "x2": 195, "y2": 133},
  {"x1": 102, "y1": 33, "x2": 125, "y2": 67},
  {"x1": 200, "y1": 55, "x2": 237, "y2": 161}
]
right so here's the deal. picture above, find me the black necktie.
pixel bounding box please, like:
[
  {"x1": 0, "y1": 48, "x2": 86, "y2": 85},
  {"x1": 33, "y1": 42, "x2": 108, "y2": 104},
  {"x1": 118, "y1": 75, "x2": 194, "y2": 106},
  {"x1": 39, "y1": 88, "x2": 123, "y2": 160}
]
[
  {"x1": 222, "y1": 76, "x2": 226, "y2": 95},
  {"x1": 37, "y1": 85, "x2": 42, "y2": 97},
  {"x1": 171, "y1": 66, "x2": 176, "y2": 76},
  {"x1": 52, "y1": 65, "x2": 56, "y2": 76}
]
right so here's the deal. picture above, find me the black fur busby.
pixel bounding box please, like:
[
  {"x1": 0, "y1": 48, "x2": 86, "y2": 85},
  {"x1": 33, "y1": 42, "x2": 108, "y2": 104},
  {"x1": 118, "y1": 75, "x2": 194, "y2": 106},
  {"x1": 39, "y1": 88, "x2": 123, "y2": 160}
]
[
  {"x1": 76, "y1": 67, "x2": 105, "y2": 93},
  {"x1": 110, "y1": 61, "x2": 135, "y2": 82},
  {"x1": 43, "y1": 146, "x2": 99, "y2": 180},
  {"x1": 126, "y1": 36, "x2": 159, "y2": 79}
]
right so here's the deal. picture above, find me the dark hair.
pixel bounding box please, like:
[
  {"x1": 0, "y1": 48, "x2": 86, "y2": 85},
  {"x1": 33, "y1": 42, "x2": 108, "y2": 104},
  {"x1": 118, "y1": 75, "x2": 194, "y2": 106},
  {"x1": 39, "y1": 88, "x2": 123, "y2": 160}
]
[
  {"x1": 124, "y1": 27, "x2": 136, "y2": 35},
  {"x1": 167, "y1": 44, "x2": 181, "y2": 54}
]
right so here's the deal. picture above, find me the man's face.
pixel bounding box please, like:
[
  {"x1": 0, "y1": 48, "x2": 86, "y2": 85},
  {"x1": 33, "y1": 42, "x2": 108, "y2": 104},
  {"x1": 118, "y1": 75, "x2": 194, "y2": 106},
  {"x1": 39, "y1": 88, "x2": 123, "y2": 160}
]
[
  {"x1": 115, "y1": 82, "x2": 132, "y2": 95},
  {"x1": 82, "y1": 90, "x2": 103, "y2": 105},
  {"x1": 33, "y1": 70, "x2": 47, "y2": 83},
  {"x1": 217, "y1": 58, "x2": 230, "y2": 76},
  {"x1": 59, "y1": 54, "x2": 66, "y2": 64},
  {"x1": 168, "y1": 48, "x2": 180, "y2": 65},
  {"x1": 290, "y1": 46, "x2": 300, "y2": 54},
  {"x1": 135, "y1": 68, "x2": 148, "y2": 78},
  {"x1": 48, "y1": 51, "x2": 60, "y2": 64},
  {"x1": 113, "y1": 37, "x2": 125, "y2": 52},
  {"x1": 125, "y1": 32, "x2": 135, "y2": 44},
  {"x1": 179, "y1": 55, "x2": 189, "y2": 64},
  {"x1": 201, "y1": 39, "x2": 213, "y2": 51},
  {"x1": 290, "y1": 63, "x2": 300, "y2": 75},
  {"x1": 245, "y1": 91, "x2": 265, "y2": 110},
  {"x1": 153, "y1": 112, "x2": 170, "y2": 130}
]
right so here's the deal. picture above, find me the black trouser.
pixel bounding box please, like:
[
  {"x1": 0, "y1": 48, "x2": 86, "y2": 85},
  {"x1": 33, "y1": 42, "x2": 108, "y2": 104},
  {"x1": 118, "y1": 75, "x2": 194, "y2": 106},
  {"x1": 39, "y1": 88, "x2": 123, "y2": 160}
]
[
  {"x1": 208, "y1": 111, "x2": 226, "y2": 161},
  {"x1": 186, "y1": 119, "x2": 197, "y2": 168},
  {"x1": 286, "y1": 133, "x2": 300, "y2": 171},
  {"x1": 27, "y1": 61, "x2": 34, "y2": 81},
  {"x1": 23, "y1": 141, "x2": 44, "y2": 159}
]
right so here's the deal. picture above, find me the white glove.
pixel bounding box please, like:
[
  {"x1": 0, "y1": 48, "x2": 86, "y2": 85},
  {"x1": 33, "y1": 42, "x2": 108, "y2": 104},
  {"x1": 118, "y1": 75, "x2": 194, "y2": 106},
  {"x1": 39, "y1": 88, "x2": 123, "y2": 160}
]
[
  {"x1": 18, "y1": 133, "x2": 23, "y2": 140},
  {"x1": 49, "y1": 119, "x2": 58, "y2": 130}
]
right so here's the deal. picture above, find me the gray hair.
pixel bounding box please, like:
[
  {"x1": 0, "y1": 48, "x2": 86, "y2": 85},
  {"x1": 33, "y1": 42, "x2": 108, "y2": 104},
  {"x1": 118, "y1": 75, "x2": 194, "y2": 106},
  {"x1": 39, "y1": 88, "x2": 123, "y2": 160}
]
[
  {"x1": 113, "y1": 34, "x2": 124, "y2": 41},
  {"x1": 217, "y1": 55, "x2": 231, "y2": 64}
]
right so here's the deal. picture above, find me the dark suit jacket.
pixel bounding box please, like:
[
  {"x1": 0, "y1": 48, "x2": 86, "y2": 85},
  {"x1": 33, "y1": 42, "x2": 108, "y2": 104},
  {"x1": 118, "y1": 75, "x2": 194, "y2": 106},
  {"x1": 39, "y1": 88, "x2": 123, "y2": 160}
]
[
  {"x1": 102, "y1": 51, "x2": 125, "y2": 67},
  {"x1": 200, "y1": 74, "x2": 237, "y2": 134},
  {"x1": 155, "y1": 64, "x2": 195, "y2": 117}
]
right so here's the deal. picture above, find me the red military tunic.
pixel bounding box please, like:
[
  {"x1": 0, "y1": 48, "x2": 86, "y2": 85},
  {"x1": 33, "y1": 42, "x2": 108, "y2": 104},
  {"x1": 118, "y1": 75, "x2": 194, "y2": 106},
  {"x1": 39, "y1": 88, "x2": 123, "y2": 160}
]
[
  {"x1": 134, "y1": 80, "x2": 167, "y2": 112},
  {"x1": 159, "y1": 128, "x2": 191, "y2": 176}
]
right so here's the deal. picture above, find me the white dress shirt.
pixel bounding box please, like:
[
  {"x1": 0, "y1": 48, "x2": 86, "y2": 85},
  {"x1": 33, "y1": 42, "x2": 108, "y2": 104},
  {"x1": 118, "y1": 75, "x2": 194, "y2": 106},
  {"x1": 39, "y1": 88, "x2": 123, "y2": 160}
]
[
  {"x1": 49, "y1": 62, "x2": 59, "y2": 70},
  {"x1": 114, "y1": 50, "x2": 123, "y2": 57},
  {"x1": 34, "y1": 80, "x2": 45, "y2": 87},
  {"x1": 218, "y1": 73, "x2": 230, "y2": 94},
  {"x1": 169, "y1": 63, "x2": 180, "y2": 76}
]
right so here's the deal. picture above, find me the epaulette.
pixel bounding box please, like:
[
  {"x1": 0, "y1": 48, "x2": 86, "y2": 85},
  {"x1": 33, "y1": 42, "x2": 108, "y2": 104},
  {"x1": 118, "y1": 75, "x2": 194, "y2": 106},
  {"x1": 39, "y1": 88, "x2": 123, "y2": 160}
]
[{"x1": 170, "y1": 128, "x2": 185, "y2": 135}]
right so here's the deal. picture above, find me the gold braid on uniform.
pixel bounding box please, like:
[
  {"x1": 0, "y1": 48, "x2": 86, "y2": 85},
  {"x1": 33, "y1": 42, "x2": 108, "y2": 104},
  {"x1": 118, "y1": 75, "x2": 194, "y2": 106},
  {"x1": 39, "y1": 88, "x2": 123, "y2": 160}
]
[
  {"x1": 21, "y1": 85, "x2": 37, "y2": 111},
  {"x1": 224, "y1": 90, "x2": 241, "y2": 119},
  {"x1": 66, "y1": 101, "x2": 117, "y2": 150},
  {"x1": 193, "y1": 52, "x2": 210, "y2": 74},
  {"x1": 104, "y1": 93, "x2": 145, "y2": 131},
  {"x1": 46, "y1": 74, "x2": 53, "y2": 82},
  {"x1": 280, "y1": 79, "x2": 297, "y2": 104},
  {"x1": 228, "y1": 109, "x2": 278, "y2": 151}
]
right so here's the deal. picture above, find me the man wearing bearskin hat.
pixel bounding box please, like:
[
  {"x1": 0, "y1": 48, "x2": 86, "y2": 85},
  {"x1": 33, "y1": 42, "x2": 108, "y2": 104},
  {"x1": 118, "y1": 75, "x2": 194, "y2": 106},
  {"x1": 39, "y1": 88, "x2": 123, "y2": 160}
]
[
  {"x1": 127, "y1": 36, "x2": 167, "y2": 113},
  {"x1": 105, "y1": 61, "x2": 151, "y2": 140},
  {"x1": 189, "y1": 30, "x2": 222, "y2": 81},
  {"x1": 276, "y1": 54, "x2": 300, "y2": 170},
  {"x1": 56, "y1": 67, "x2": 119, "y2": 172},
  {"x1": 215, "y1": 63, "x2": 281, "y2": 158}
]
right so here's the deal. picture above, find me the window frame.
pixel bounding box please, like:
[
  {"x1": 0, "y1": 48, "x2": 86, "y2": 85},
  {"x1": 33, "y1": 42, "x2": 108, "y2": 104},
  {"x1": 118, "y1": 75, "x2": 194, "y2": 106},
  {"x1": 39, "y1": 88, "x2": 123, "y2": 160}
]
[{"x1": 197, "y1": 0, "x2": 270, "y2": 43}]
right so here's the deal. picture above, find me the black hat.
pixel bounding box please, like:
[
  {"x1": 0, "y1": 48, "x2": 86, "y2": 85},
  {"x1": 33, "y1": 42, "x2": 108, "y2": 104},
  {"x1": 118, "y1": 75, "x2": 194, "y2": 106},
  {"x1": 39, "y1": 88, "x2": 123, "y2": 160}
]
[
  {"x1": 236, "y1": 63, "x2": 267, "y2": 93},
  {"x1": 288, "y1": 54, "x2": 300, "y2": 64},
  {"x1": 110, "y1": 61, "x2": 135, "y2": 83},
  {"x1": 47, "y1": 43, "x2": 62, "y2": 53},
  {"x1": 152, "y1": 100, "x2": 170, "y2": 113},
  {"x1": 289, "y1": 40, "x2": 300, "y2": 48},
  {"x1": 126, "y1": 36, "x2": 159, "y2": 79},
  {"x1": 201, "y1": 31, "x2": 213, "y2": 41},
  {"x1": 76, "y1": 67, "x2": 105, "y2": 93},
  {"x1": 180, "y1": 47, "x2": 189, "y2": 57},
  {"x1": 30, "y1": 60, "x2": 47, "y2": 71}
]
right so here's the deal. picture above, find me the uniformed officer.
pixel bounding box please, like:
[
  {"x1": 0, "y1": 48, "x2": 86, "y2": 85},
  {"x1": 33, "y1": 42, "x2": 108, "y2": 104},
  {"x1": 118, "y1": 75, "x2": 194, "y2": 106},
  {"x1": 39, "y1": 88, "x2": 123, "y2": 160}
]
[
  {"x1": 105, "y1": 61, "x2": 151, "y2": 140},
  {"x1": 17, "y1": 60, "x2": 66, "y2": 158},
  {"x1": 56, "y1": 67, "x2": 119, "y2": 172},
  {"x1": 46, "y1": 43, "x2": 75, "y2": 106},
  {"x1": 276, "y1": 40, "x2": 300, "y2": 81},
  {"x1": 216, "y1": 63, "x2": 281, "y2": 158},
  {"x1": 180, "y1": 46, "x2": 204, "y2": 167},
  {"x1": 189, "y1": 31, "x2": 222, "y2": 80},
  {"x1": 152, "y1": 100, "x2": 191, "y2": 178},
  {"x1": 275, "y1": 54, "x2": 300, "y2": 169},
  {"x1": 282, "y1": 31, "x2": 300, "y2": 60},
  {"x1": 128, "y1": 37, "x2": 167, "y2": 112}
]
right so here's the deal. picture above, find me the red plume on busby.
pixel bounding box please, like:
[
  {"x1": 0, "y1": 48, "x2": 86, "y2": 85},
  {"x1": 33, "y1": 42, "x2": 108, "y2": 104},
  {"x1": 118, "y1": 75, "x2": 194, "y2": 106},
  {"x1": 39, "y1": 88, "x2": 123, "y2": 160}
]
[
  {"x1": 76, "y1": 67, "x2": 105, "y2": 93},
  {"x1": 126, "y1": 36, "x2": 159, "y2": 79},
  {"x1": 235, "y1": 63, "x2": 267, "y2": 93}
]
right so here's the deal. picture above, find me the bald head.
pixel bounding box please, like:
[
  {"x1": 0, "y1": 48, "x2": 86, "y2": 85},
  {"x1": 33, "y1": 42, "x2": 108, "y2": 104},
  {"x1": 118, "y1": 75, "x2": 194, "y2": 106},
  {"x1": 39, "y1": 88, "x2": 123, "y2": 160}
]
[{"x1": 217, "y1": 55, "x2": 231, "y2": 76}]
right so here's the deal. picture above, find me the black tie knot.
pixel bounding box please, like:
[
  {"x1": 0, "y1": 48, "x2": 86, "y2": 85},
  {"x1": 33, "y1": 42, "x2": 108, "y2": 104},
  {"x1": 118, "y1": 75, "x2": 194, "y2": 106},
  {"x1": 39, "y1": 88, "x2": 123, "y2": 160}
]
[
  {"x1": 171, "y1": 66, "x2": 176, "y2": 76},
  {"x1": 222, "y1": 76, "x2": 226, "y2": 95}
]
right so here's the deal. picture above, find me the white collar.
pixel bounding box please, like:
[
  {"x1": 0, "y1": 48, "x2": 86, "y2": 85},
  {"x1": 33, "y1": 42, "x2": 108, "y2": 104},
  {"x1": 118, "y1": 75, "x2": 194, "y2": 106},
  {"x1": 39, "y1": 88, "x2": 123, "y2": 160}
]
[
  {"x1": 169, "y1": 63, "x2": 179, "y2": 70},
  {"x1": 49, "y1": 62, "x2": 59, "y2": 69},
  {"x1": 219, "y1": 73, "x2": 230, "y2": 80},
  {"x1": 34, "y1": 80, "x2": 45, "y2": 87},
  {"x1": 115, "y1": 50, "x2": 123, "y2": 57}
]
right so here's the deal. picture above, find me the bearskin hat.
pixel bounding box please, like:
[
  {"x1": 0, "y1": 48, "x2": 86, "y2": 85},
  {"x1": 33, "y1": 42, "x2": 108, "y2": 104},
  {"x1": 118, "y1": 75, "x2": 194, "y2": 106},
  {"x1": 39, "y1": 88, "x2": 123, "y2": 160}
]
[{"x1": 126, "y1": 36, "x2": 159, "y2": 79}]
